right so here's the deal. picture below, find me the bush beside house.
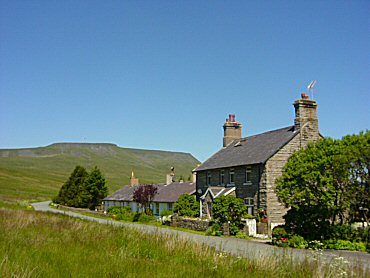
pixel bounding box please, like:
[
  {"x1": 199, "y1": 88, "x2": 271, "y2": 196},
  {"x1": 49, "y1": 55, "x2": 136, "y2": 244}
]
[
  {"x1": 174, "y1": 194, "x2": 199, "y2": 217},
  {"x1": 274, "y1": 131, "x2": 370, "y2": 252}
]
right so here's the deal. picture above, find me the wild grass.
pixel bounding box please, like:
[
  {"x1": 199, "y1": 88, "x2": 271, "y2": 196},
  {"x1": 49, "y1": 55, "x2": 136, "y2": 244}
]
[{"x1": 1, "y1": 209, "x2": 367, "y2": 278}]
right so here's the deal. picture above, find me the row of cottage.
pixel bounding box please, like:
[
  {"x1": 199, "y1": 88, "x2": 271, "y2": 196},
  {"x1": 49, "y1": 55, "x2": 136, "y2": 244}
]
[{"x1": 103, "y1": 94, "x2": 321, "y2": 227}]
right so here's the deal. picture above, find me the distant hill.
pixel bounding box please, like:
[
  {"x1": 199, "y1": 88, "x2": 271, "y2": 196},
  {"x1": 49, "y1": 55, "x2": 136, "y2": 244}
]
[{"x1": 0, "y1": 143, "x2": 200, "y2": 201}]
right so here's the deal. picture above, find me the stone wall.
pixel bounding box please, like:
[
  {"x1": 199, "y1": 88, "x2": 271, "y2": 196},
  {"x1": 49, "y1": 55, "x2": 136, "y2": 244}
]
[
  {"x1": 196, "y1": 164, "x2": 262, "y2": 217},
  {"x1": 165, "y1": 215, "x2": 211, "y2": 231},
  {"x1": 262, "y1": 121, "x2": 321, "y2": 224}
]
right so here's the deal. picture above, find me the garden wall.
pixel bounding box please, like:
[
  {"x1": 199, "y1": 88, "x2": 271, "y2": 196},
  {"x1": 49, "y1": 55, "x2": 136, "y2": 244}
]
[{"x1": 164, "y1": 215, "x2": 211, "y2": 231}]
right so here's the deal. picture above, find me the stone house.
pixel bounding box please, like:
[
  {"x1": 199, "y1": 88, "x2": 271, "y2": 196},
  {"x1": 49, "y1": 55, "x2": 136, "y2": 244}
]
[
  {"x1": 194, "y1": 94, "x2": 322, "y2": 228},
  {"x1": 103, "y1": 173, "x2": 196, "y2": 217}
]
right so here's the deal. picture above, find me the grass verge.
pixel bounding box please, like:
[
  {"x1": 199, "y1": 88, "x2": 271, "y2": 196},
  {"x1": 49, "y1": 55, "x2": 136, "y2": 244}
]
[{"x1": 1, "y1": 209, "x2": 367, "y2": 278}]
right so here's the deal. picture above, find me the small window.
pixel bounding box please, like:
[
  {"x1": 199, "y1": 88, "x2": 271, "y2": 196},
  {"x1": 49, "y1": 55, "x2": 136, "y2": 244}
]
[
  {"x1": 168, "y1": 203, "x2": 173, "y2": 211},
  {"x1": 155, "y1": 203, "x2": 160, "y2": 216},
  {"x1": 244, "y1": 198, "x2": 254, "y2": 215},
  {"x1": 229, "y1": 168, "x2": 235, "y2": 184},
  {"x1": 207, "y1": 171, "x2": 212, "y2": 185},
  {"x1": 245, "y1": 166, "x2": 252, "y2": 183},
  {"x1": 220, "y1": 170, "x2": 225, "y2": 185}
]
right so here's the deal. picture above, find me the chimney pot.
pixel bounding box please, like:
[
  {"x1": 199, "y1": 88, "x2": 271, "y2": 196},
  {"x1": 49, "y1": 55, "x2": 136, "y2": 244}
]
[
  {"x1": 223, "y1": 114, "x2": 243, "y2": 147},
  {"x1": 301, "y1": 92, "x2": 309, "y2": 100}
]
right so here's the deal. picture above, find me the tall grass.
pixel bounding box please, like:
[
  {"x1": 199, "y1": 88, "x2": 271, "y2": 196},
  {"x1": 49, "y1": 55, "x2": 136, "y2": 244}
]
[{"x1": 0, "y1": 209, "x2": 367, "y2": 278}]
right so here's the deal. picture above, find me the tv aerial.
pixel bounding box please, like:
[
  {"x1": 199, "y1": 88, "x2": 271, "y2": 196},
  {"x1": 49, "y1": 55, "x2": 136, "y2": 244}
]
[{"x1": 307, "y1": 80, "x2": 317, "y2": 100}]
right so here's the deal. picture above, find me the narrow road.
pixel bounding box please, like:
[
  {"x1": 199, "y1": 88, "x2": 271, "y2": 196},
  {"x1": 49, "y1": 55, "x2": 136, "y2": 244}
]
[{"x1": 32, "y1": 201, "x2": 369, "y2": 272}]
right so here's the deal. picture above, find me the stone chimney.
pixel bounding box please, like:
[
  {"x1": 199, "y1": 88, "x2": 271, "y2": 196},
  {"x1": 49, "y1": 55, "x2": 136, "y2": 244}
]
[
  {"x1": 223, "y1": 114, "x2": 242, "y2": 147},
  {"x1": 293, "y1": 93, "x2": 320, "y2": 143},
  {"x1": 166, "y1": 167, "x2": 176, "y2": 185},
  {"x1": 130, "y1": 171, "x2": 139, "y2": 187}
]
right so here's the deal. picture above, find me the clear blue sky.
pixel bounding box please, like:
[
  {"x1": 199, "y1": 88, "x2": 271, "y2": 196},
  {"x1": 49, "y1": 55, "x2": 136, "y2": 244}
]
[{"x1": 1, "y1": 1, "x2": 369, "y2": 162}]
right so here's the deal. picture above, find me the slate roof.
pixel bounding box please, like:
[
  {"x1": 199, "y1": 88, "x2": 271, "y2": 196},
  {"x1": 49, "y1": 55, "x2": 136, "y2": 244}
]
[
  {"x1": 154, "y1": 182, "x2": 196, "y2": 202},
  {"x1": 103, "y1": 182, "x2": 195, "y2": 203},
  {"x1": 195, "y1": 126, "x2": 297, "y2": 171}
]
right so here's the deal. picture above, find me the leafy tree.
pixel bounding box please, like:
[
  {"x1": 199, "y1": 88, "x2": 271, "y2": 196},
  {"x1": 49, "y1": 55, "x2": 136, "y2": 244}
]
[
  {"x1": 276, "y1": 131, "x2": 369, "y2": 239},
  {"x1": 133, "y1": 184, "x2": 158, "y2": 215},
  {"x1": 174, "y1": 194, "x2": 200, "y2": 217},
  {"x1": 53, "y1": 165, "x2": 88, "y2": 207},
  {"x1": 212, "y1": 195, "x2": 247, "y2": 235}
]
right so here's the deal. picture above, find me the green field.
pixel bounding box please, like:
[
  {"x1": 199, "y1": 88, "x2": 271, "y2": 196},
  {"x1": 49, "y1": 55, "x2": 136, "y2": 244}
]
[
  {"x1": 1, "y1": 208, "x2": 362, "y2": 278},
  {"x1": 0, "y1": 143, "x2": 199, "y2": 202}
]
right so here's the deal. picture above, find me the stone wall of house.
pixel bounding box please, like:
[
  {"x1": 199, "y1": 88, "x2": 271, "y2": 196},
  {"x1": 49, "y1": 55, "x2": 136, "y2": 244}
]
[
  {"x1": 262, "y1": 122, "x2": 321, "y2": 224},
  {"x1": 166, "y1": 215, "x2": 211, "y2": 231},
  {"x1": 196, "y1": 165, "x2": 261, "y2": 216},
  {"x1": 196, "y1": 171, "x2": 208, "y2": 197}
]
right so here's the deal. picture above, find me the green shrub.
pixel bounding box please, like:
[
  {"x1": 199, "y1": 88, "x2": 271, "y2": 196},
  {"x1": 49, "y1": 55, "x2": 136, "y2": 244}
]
[
  {"x1": 272, "y1": 226, "x2": 289, "y2": 247},
  {"x1": 107, "y1": 206, "x2": 134, "y2": 221},
  {"x1": 174, "y1": 194, "x2": 199, "y2": 217},
  {"x1": 274, "y1": 238, "x2": 289, "y2": 247},
  {"x1": 132, "y1": 212, "x2": 156, "y2": 223},
  {"x1": 323, "y1": 239, "x2": 366, "y2": 251},
  {"x1": 327, "y1": 225, "x2": 353, "y2": 241},
  {"x1": 106, "y1": 206, "x2": 122, "y2": 215},
  {"x1": 288, "y1": 235, "x2": 308, "y2": 249},
  {"x1": 234, "y1": 231, "x2": 250, "y2": 240},
  {"x1": 205, "y1": 223, "x2": 223, "y2": 236},
  {"x1": 307, "y1": 240, "x2": 325, "y2": 250},
  {"x1": 272, "y1": 226, "x2": 288, "y2": 240},
  {"x1": 352, "y1": 226, "x2": 370, "y2": 243},
  {"x1": 160, "y1": 210, "x2": 174, "y2": 217},
  {"x1": 229, "y1": 224, "x2": 240, "y2": 236},
  {"x1": 212, "y1": 195, "x2": 247, "y2": 235}
]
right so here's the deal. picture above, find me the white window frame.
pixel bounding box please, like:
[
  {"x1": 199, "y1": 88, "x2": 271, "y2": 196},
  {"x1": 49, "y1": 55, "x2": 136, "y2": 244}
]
[
  {"x1": 207, "y1": 171, "x2": 212, "y2": 186},
  {"x1": 155, "y1": 203, "x2": 160, "y2": 216},
  {"x1": 245, "y1": 166, "x2": 252, "y2": 183},
  {"x1": 229, "y1": 168, "x2": 235, "y2": 184},
  {"x1": 244, "y1": 197, "x2": 254, "y2": 215},
  {"x1": 220, "y1": 170, "x2": 225, "y2": 185}
]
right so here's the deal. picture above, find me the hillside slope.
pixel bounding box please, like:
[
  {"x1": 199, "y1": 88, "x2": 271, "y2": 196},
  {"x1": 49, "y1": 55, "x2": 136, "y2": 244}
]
[{"x1": 0, "y1": 143, "x2": 200, "y2": 201}]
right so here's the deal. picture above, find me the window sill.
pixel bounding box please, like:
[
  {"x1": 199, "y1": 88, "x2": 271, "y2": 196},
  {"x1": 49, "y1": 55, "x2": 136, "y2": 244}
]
[{"x1": 243, "y1": 182, "x2": 252, "y2": 186}]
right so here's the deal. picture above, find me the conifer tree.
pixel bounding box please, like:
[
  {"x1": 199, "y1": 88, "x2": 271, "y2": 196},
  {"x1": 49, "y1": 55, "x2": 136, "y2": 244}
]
[
  {"x1": 53, "y1": 165, "x2": 88, "y2": 207},
  {"x1": 83, "y1": 166, "x2": 108, "y2": 210}
]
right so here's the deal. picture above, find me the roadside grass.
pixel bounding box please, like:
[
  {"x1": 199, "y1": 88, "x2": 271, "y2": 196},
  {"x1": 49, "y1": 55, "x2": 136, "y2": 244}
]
[
  {"x1": 55, "y1": 204, "x2": 207, "y2": 236},
  {"x1": 0, "y1": 198, "x2": 35, "y2": 210},
  {"x1": 1, "y1": 209, "x2": 367, "y2": 278}
]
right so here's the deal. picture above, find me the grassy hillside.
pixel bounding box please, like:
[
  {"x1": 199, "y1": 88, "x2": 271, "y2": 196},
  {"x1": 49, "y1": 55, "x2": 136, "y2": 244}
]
[{"x1": 0, "y1": 143, "x2": 199, "y2": 201}]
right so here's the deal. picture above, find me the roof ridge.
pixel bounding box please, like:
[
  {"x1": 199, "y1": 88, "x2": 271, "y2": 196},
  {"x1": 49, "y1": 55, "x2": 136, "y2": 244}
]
[{"x1": 241, "y1": 125, "x2": 294, "y2": 140}]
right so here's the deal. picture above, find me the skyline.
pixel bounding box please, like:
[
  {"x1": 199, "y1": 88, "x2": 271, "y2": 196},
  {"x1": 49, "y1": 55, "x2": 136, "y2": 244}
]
[{"x1": 1, "y1": 1, "x2": 369, "y2": 162}]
